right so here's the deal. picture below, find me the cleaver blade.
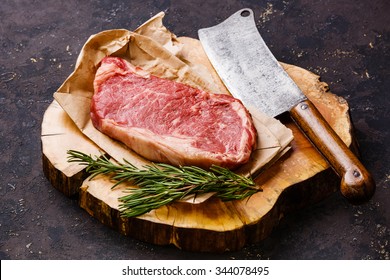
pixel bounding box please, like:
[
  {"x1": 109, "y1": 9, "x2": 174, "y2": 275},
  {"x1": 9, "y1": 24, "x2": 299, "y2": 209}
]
[{"x1": 198, "y1": 8, "x2": 375, "y2": 204}]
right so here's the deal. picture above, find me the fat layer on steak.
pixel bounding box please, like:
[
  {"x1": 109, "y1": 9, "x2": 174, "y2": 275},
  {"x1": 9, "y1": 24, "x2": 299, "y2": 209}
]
[{"x1": 90, "y1": 56, "x2": 256, "y2": 169}]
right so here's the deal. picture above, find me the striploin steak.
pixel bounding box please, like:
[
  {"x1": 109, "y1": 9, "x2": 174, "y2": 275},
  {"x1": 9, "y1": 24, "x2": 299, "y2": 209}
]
[{"x1": 90, "y1": 56, "x2": 256, "y2": 169}]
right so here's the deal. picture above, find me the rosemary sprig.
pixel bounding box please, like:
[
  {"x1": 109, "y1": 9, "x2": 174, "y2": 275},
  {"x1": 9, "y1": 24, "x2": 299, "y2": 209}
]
[{"x1": 67, "y1": 150, "x2": 260, "y2": 217}]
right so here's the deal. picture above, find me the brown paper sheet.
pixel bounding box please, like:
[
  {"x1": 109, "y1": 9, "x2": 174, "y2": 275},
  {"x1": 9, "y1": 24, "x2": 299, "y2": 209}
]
[{"x1": 53, "y1": 12, "x2": 293, "y2": 204}]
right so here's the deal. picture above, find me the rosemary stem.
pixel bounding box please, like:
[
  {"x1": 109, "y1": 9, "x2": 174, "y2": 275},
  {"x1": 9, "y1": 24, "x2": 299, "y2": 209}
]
[{"x1": 67, "y1": 150, "x2": 260, "y2": 217}]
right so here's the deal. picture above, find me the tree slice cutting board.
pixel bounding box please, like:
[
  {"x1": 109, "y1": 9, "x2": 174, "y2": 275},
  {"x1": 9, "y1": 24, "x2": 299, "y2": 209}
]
[
  {"x1": 41, "y1": 40, "x2": 357, "y2": 252},
  {"x1": 41, "y1": 63, "x2": 357, "y2": 252}
]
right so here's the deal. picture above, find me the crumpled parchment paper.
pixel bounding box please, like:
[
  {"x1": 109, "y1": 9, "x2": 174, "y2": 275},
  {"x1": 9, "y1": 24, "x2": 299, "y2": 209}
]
[{"x1": 53, "y1": 12, "x2": 293, "y2": 203}]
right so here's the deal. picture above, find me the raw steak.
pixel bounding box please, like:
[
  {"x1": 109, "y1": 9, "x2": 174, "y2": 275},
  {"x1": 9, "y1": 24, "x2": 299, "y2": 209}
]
[{"x1": 90, "y1": 56, "x2": 256, "y2": 169}]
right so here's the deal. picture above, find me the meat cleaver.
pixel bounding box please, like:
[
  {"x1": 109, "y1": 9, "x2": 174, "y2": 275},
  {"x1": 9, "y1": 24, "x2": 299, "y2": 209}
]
[{"x1": 198, "y1": 8, "x2": 375, "y2": 204}]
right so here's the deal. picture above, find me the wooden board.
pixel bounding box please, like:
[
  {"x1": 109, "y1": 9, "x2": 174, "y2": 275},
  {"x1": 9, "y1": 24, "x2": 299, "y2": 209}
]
[{"x1": 41, "y1": 61, "x2": 359, "y2": 252}]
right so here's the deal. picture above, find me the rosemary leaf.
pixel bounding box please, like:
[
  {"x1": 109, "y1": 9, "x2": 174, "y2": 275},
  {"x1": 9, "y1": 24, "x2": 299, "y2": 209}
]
[{"x1": 67, "y1": 150, "x2": 261, "y2": 217}]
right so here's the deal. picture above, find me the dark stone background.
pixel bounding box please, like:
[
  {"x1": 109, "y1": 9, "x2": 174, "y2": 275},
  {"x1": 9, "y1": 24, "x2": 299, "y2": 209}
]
[{"x1": 0, "y1": 0, "x2": 389, "y2": 259}]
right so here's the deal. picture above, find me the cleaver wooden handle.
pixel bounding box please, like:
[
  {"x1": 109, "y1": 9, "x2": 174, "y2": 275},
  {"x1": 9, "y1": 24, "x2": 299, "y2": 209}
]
[{"x1": 290, "y1": 99, "x2": 375, "y2": 204}]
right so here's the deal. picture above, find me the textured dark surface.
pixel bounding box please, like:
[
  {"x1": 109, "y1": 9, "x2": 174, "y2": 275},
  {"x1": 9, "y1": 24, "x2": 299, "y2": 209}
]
[{"x1": 0, "y1": 0, "x2": 389, "y2": 260}]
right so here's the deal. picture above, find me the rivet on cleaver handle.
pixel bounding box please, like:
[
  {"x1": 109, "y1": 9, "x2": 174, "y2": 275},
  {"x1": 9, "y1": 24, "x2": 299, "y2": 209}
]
[{"x1": 198, "y1": 8, "x2": 375, "y2": 204}]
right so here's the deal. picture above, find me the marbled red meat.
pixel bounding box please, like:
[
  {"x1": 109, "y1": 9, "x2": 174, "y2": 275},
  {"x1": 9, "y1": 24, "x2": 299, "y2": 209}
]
[{"x1": 90, "y1": 56, "x2": 256, "y2": 169}]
